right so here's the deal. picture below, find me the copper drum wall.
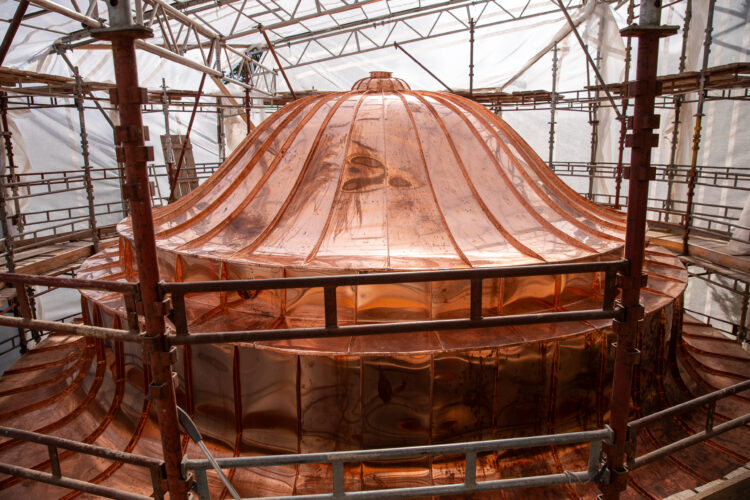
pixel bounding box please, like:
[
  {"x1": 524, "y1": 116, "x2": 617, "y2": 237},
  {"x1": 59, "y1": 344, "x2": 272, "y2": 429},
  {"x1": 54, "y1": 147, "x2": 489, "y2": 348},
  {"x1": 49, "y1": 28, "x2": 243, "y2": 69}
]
[{"x1": 77, "y1": 72, "x2": 687, "y2": 481}]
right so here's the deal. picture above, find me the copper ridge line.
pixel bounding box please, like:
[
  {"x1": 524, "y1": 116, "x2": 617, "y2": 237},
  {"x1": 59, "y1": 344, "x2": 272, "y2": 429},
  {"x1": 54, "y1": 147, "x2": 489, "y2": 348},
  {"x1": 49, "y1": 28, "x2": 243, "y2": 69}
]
[
  {"x1": 462, "y1": 96, "x2": 625, "y2": 241},
  {"x1": 468, "y1": 96, "x2": 627, "y2": 227},
  {"x1": 15, "y1": 340, "x2": 125, "y2": 493},
  {"x1": 153, "y1": 96, "x2": 316, "y2": 238},
  {"x1": 0, "y1": 340, "x2": 106, "y2": 489},
  {"x1": 24, "y1": 338, "x2": 85, "y2": 353},
  {"x1": 305, "y1": 91, "x2": 371, "y2": 264},
  {"x1": 232, "y1": 91, "x2": 358, "y2": 258},
  {"x1": 441, "y1": 91, "x2": 625, "y2": 239},
  {"x1": 410, "y1": 92, "x2": 546, "y2": 262},
  {"x1": 455, "y1": 93, "x2": 626, "y2": 228},
  {"x1": 63, "y1": 355, "x2": 155, "y2": 499},
  {"x1": 152, "y1": 97, "x2": 310, "y2": 224},
  {"x1": 2, "y1": 345, "x2": 83, "y2": 375},
  {"x1": 415, "y1": 91, "x2": 599, "y2": 253},
  {"x1": 394, "y1": 92, "x2": 472, "y2": 267},
  {"x1": 381, "y1": 90, "x2": 391, "y2": 269},
  {"x1": 0, "y1": 343, "x2": 94, "y2": 423},
  {"x1": 176, "y1": 93, "x2": 343, "y2": 250}
]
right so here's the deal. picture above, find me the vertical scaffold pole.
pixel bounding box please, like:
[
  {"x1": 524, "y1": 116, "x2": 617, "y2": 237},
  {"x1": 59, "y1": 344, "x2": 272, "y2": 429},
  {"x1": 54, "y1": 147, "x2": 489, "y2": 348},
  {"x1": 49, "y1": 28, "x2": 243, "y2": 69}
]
[
  {"x1": 614, "y1": 0, "x2": 635, "y2": 209},
  {"x1": 548, "y1": 42, "x2": 558, "y2": 169},
  {"x1": 93, "y1": 2, "x2": 188, "y2": 498},
  {"x1": 73, "y1": 66, "x2": 100, "y2": 251},
  {"x1": 603, "y1": 1, "x2": 677, "y2": 498},
  {"x1": 469, "y1": 18, "x2": 475, "y2": 98},
  {"x1": 683, "y1": 0, "x2": 716, "y2": 254}
]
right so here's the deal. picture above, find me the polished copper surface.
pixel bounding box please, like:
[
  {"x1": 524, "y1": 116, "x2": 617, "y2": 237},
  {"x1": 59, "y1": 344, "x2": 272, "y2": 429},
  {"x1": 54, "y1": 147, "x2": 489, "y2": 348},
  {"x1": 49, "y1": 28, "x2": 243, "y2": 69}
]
[{"x1": 3, "y1": 74, "x2": 746, "y2": 499}]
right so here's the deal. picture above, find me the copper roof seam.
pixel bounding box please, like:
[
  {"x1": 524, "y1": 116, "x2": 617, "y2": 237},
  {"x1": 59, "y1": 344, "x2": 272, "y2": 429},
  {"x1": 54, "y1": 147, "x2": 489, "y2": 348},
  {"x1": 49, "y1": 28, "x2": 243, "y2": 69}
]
[
  {"x1": 0, "y1": 347, "x2": 112, "y2": 490},
  {"x1": 0, "y1": 341, "x2": 102, "y2": 476},
  {"x1": 430, "y1": 91, "x2": 625, "y2": 242},
  {"x1": 434, "y1": 92, "x2": 625, "y2": 241},
  {"x1": 413, "y1": 91, "x2": 599, "y2": 254},
  {"x1": 153, "y1": 96, "x2": 317, "y2": 240},
  {"x1": 469, "y1": 97, "x2": 627, "y2": 226},
  {"x1": 175, "y1": 93, "x2": 344, "y2": 251},
  {"x1": 23, "y1": 338, "x2": 85, "y2": 354},
  {"x1": 0, "y1": 344, "x2": 94, "y2": 424},
  {"x1": 71, "y1": 373, "x2": 153, "y2": 494},
  {"x1": 2, "y1": 345, "x2": 83, "y2": 374},
  {"x1": 58, "y1": 343, "x2": 126, "y2": 499},
  {"x1": 381, "y1": 90, "x2": 391, "y2": 269},
  {"x1": 454, "y1": 94, "x2": 627, "y2": 227},
  {"x1": 231, "y1": 92, "x2": 356, "y2": 259},
  {"x1": 410, "y1": 92, "x2": 546, "y2": 262},
  {"x1": 0, "y1": 354, "x2": 84, "y2": 396},
  {"x1": 641, "y1": 422, "x2": 710, "y2": 483},
  {"x1": 393, "y1": 91, "x2": 472, "y2": 267},
  {"x1": 151, "y1": 96, "x2": 312, "y2": 225},
  {"x1": 305, "y1": 91, "x2": 372, "y2": 265}
]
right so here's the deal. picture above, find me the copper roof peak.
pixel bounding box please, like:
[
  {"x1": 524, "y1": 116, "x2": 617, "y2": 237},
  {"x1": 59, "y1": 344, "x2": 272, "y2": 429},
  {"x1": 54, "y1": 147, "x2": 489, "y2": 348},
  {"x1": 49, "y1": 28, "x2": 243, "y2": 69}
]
[{"x1": 352, "y1": 71, "x2": 410, "y2": 91}]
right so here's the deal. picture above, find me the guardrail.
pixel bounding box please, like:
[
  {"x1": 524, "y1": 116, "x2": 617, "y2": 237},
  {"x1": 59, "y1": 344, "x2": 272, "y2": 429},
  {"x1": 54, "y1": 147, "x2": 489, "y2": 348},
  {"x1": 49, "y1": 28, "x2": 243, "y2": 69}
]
[
  {"x1": 159, "y1": 259, "x2": 625, "y2": 346},
  {"x1": 626, "y1": 379, "x2": 750, "y2": 470},
  {"x1": 183, "y1": 427, "x2": 614, "y2": 500},
  {"x1": 0, "y1": 425, "x2": 165, "y2": 500}
]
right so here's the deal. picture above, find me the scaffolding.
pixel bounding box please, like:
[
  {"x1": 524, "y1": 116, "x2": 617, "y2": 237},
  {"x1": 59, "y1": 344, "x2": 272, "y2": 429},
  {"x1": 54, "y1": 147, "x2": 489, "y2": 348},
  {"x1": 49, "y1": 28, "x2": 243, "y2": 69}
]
[{"x1": 0, "y1": 0, "x2": 748, "y2": 499}]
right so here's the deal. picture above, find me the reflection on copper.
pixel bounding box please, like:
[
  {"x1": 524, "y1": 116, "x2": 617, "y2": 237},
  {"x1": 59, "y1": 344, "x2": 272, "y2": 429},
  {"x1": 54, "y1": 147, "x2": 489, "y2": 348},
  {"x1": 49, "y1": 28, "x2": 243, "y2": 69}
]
[{"x1": 1, "y1": 73, "x2": 748, "y2": 499}]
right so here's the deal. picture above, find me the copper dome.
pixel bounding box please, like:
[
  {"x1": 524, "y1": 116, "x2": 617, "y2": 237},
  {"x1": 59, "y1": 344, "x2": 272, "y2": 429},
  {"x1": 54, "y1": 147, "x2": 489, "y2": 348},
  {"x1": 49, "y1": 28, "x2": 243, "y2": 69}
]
[{"x1": 118, "y1": 73, "x2": 626, "y2": 273}]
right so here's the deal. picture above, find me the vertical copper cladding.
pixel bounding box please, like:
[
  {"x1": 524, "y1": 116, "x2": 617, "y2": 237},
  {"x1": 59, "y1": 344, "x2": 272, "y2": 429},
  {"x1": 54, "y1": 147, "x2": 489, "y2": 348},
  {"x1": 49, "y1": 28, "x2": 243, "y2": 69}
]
[{"x1": 91, "y1": 2, "x2": 187, "y2": 498}]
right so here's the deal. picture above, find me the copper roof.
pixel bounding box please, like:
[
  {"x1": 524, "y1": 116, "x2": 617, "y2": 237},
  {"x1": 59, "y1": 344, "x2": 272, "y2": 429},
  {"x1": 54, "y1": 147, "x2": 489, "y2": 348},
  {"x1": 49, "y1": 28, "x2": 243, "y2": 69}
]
[{"x1": 119, "y1": 73, "x2": 626, "y2": 272}]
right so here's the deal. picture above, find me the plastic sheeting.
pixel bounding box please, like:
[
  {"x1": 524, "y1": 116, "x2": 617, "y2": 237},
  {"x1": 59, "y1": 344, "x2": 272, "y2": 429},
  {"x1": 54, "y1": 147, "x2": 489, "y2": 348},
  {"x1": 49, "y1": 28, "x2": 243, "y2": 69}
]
[{"x1": 0, "y1": 0, "x2": 748, "y2": 331}]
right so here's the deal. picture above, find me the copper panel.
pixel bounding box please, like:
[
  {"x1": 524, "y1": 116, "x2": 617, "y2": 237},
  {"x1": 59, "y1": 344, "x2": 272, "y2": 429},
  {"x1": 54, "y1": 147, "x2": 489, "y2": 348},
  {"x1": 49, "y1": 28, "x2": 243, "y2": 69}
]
[
  {"x1": 299, "y1": 355, "x2": 361, "y2": 452},
  {"x1": 494, "y1": 342, "x2": 553, "y2": 438},
  {"x1": 432, "y1": 350, "x2": 496, "y2": 443},
  {"x1": 238, "y1": 348, "x2": 298, "y2": 454},
  {"x1": 362, "y1": 355, "x2": 431, "y2": 448}
]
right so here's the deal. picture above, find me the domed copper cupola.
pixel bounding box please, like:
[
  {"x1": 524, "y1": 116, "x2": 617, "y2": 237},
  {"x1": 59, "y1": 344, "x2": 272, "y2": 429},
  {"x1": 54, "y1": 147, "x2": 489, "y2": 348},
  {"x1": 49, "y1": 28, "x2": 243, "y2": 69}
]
[
  {"x1": 352, "y1": 71, "x2": 411, "y2": 91},
  {"x1": 75, "y1": 73, "x2": 687, "y2": 496}
]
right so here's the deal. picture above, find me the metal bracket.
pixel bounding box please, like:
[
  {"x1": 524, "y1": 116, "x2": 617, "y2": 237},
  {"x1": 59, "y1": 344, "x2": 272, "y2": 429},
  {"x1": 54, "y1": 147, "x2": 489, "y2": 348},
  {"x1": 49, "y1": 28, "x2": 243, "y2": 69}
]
[
  {"x1": 620, "y1": 24, "x2": 680, "y2": 38},
  {"x1": 149, "y1": 381, "x2": 170, "y2": 400},
  {"x1": 626, "y1": 114, "x2": 660, "y2": 130},
  {"x1": 609, "y1": 342, "x2": 642, "y2": 365},
  {"x1": 606, "y1": 466, "x2": 630, "y2": 492},
  {"x1": 624, "y1": 133, "x2": 660, "y2": 149}
]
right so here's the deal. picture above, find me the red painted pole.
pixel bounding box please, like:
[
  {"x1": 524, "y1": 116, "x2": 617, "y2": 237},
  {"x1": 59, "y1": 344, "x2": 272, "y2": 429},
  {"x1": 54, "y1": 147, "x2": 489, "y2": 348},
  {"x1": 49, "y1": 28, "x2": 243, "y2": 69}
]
[
  {"x1": 93, "y1": 3, "x2": 188, "y2": 497},
  {"x1": 0, "y1": 0, "x2": 29, "y2": 66},
  {"x1": 602, "y1": 2, "x2": 676, "y2": 498}
]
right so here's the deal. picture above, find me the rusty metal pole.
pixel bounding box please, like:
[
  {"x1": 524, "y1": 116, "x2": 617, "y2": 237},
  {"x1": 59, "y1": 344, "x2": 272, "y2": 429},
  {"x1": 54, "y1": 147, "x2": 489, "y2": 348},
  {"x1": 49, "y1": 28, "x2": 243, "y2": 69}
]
[
  {"x1": 683, "y1": 0, "x2": 716, "y2": 254},
  {"x1": 614, "y1": 0, "x2": 635, "y2": 210},
  {"x1": 92, "y1": 2, "x2": 188, "y2": 498},
  {"x1": 603, "y1": 1, "x2": 677, "y2": 498},
  {"x1": 0, "y1": 0, "x2": 29, "y2": 66},
  {"x1": 73, "y1": 66, "x2": 100, "y2": 252},
  {"x1": 468, "y1": 18, "x2": 475, "y2": 98},
  {"x1": 243, "y1": 61, "x2": 252, "y2": 134},
  {"x1": 548, "y1": 42, "x2": 558, "y2": 169}
]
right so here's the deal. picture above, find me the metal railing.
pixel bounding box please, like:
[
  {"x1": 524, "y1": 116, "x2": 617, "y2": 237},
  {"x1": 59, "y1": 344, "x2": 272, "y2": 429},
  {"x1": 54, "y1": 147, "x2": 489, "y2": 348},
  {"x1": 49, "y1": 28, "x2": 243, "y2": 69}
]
[
  {"x1": 160, "y1": 259, "x2": 625, "y2": 346},
  {"x1": 0, "y1": 425, "x2": 165, "y2": 500},
  {"x1": 626, "y1": 379, "x2": 750, "y2": 470},
  {"x1": 184, "y1": 428, "x2": 614, "y2": 500},
  {"x1": 0, "y1": 268, "x2": 746, "y2": 498}
]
